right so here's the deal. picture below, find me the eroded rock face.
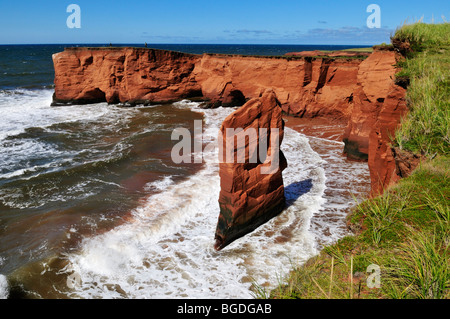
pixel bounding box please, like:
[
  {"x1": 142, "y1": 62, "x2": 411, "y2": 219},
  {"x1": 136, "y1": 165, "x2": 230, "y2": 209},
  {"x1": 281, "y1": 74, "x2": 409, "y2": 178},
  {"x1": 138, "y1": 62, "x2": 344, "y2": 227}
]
[
  {"x1": 53, "y1": 48, "x2": 362, "y2": 119},
  {"x1": 368, "y1": 84, "x2": 409, "y2": 195},
  {"x1": 214, "y1": 90, "x2": 287, "y2": 251},
  {"x1": 342, "y1": 50, "x2": 409, "y2": 195},
  {"x1": 52, "y1": 48, "x2": 202, "y2": 105},
  {"x1": 343, "y1": 50, "x2": 400, "y2": 161},
  {"x1": 192, "y1": 54, "x2": 361, "y2": 118}
]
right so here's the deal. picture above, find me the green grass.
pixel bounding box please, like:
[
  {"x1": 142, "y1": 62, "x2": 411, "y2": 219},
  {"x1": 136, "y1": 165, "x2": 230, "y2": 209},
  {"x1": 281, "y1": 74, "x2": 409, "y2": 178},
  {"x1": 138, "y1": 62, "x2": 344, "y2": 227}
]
[
  {"x1": 393, "y1": 22, "x2": 450, "y2": 155},
  {"x1": 392, "y1": 22, "x2": 450, "y2": 54},
  {"x1": 266, "y1": 22, "x2": 450, "y2": 300},
  {"x1": 269, "y1": 157, "x2": 449, "y2": 299},
  {"x1": 386, "y1": 230, "x2": 449, "y2": 299},
  {"x1": 344, "y1": 47, "x2": 374, "y2": 53}
]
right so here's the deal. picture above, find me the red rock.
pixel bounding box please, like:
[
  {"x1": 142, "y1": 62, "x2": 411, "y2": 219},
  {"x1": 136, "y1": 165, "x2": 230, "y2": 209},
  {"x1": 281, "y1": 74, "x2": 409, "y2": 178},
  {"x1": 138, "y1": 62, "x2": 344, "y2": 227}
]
[
  {"x1": 343, "y1": 50, "x2": 399, "y2": 160},
  {"x1": 342, "y1": 49, "x2": 408, "y2": 195},
  {"x1": 368, "y1": 84, "x2": 409, "y2": 195},
  {"x1": 214, "y1": 90, "x2": 287, "y2": 250},
  {"x1": 52, "y1": 47, "x2": 202, "y2": 105},
  {"x1": 53, "y1": 48, "x2": 362, "y2": 119},
  {"x1": 52, "y1": 46, "x2": 409, "y2": 197},
  {"x1": 192, "y1": 54, "x2": 361, "y2": 118}
]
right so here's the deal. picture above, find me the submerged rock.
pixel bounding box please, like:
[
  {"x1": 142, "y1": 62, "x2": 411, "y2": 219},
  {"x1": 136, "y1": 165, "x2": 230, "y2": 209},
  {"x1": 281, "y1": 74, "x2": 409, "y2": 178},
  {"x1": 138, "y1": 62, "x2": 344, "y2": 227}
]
[{"x1": 214, "y1": 89, "x2": 288, "y2": 251}]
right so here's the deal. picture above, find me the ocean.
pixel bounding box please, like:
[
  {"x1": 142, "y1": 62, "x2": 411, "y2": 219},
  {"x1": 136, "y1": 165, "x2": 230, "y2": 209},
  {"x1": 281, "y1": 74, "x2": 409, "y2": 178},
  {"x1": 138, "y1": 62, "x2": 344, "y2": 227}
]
[{"x1": 0, "y1": 44, "x2": 371, "y2": 299}]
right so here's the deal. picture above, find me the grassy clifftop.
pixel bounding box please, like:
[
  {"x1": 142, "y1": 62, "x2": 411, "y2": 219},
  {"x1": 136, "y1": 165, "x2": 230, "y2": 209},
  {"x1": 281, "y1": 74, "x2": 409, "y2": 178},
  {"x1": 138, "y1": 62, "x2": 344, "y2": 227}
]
[
  {"x1": 263, "y1": 22, "x2": 449, "y2": 300},
  {"x1": 393, "y1": 23, "x2": 449, "y2": 155}
]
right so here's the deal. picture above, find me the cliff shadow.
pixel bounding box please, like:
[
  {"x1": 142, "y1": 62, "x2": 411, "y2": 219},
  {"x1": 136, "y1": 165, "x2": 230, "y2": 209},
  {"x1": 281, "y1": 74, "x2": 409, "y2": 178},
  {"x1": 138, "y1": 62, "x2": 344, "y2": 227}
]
[{"x1": 284, "y1": 178, "x2": 313, "y2": 207}]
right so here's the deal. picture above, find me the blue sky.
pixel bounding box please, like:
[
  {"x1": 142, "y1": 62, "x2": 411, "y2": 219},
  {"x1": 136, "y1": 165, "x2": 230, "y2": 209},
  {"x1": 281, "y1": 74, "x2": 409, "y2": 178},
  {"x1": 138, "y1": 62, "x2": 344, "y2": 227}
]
[{"x1": 0, "y1": 0, "x2": 448, "y2": 45}]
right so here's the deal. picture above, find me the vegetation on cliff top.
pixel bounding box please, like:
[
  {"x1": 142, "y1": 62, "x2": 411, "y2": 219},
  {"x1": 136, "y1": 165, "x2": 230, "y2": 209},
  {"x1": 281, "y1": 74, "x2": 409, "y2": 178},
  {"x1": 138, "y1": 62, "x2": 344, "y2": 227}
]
[
  {"x1": 261, "y1": 22, "x2": 449, "y2": 300},
  {"x1": 394, "y1": 22, "x2": 450, "y2": 155}
]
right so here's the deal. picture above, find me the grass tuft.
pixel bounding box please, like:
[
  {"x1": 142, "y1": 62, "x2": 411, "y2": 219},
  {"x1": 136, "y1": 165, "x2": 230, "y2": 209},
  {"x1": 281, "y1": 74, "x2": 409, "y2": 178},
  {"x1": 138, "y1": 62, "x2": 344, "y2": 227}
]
[{"x1": 385, "y1": 230, "x2": 449, "y2": 299}]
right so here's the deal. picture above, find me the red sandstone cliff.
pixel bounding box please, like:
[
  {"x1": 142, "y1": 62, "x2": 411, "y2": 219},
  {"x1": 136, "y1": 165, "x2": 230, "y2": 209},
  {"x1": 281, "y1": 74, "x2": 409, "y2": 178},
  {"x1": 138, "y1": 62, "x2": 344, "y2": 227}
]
[
  {"x1": 342, "y1": 50, "x2": 408, "y2": 195},
  {"x1": 52, "y1": 48, "x2": 202, "y2": 105},
  {"x1": 192, "y1": 54, "x2": 361, "y2": 119},
  {"x1": 52, "y1": 47, "x2": 407, "y2": 195},
  {"x1": 53, "y1": 48, "x2": 362, "y2": 118}
]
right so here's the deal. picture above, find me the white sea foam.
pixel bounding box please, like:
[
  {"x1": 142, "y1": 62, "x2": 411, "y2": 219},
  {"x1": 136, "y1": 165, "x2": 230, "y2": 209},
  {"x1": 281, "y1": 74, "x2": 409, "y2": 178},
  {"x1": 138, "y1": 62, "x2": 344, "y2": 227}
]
[
  {"x1": 144, "y1": 175, "x2": 175, "y2": 193},
  {"x1": 0, "y1": 88, "x2": 141, "y2": 142},
  {"x1": 0, "y1": 89, "x2": 139, "y2": 180},
  {"x1": 0, "y1": 275, "x2": 8, "y2": 299},
  {"x1": 0, "y1": 89, "x2": 151, "y2": 211},
  {"x1": 306, "y1": 135, "x2": 370, "y2": 247},
  {"x1": 61, "y1": 102, "x2": 369, "y2": 299}
]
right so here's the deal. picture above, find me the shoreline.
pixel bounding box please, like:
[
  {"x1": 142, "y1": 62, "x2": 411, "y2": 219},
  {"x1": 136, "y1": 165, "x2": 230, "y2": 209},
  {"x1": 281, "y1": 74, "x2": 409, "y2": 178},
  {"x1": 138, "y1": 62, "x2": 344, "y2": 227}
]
[{"x1": 284, "y1": 115, "x2": 371, "y2": 249}]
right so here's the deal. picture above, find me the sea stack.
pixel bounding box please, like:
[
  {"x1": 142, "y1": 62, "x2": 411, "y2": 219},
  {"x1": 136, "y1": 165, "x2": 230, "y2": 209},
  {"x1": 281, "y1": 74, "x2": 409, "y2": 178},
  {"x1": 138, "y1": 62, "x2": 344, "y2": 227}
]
[{"x1": 214, "y1": 89, "x2": 288, "y2": 251}]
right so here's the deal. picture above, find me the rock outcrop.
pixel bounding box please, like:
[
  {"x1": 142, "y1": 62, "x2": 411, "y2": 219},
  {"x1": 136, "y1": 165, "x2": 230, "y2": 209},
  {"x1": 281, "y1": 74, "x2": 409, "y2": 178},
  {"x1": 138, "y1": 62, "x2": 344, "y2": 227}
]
[
  {"x1": 52, "y1": 47, "x2": 408, "y2": 196},
  {"x1": 368, "y1": 85, "x2": 410, "y2": 195},
  {"x1": 343, "y1": 50, "x2": 400, "y2": 161},
  {"x1": 191, "y1": 54, "x2": 362, "y2": 119},
  {"x1": 52, "y1": 47, "x2": 202, "y2": 105},
  {"x1": 215, "y1": 90, "x2": 287, "y2": 251},
  {"x1": 342, "y1": 50, "x2": 408, "y2": 195}
]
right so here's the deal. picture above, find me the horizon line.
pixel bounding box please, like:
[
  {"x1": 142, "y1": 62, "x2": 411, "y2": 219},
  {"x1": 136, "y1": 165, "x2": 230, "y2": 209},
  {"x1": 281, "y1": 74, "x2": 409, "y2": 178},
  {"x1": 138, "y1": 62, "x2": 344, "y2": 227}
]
[{"x1": 0, "y1": 42, "x2": 378, "y2": 47}]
